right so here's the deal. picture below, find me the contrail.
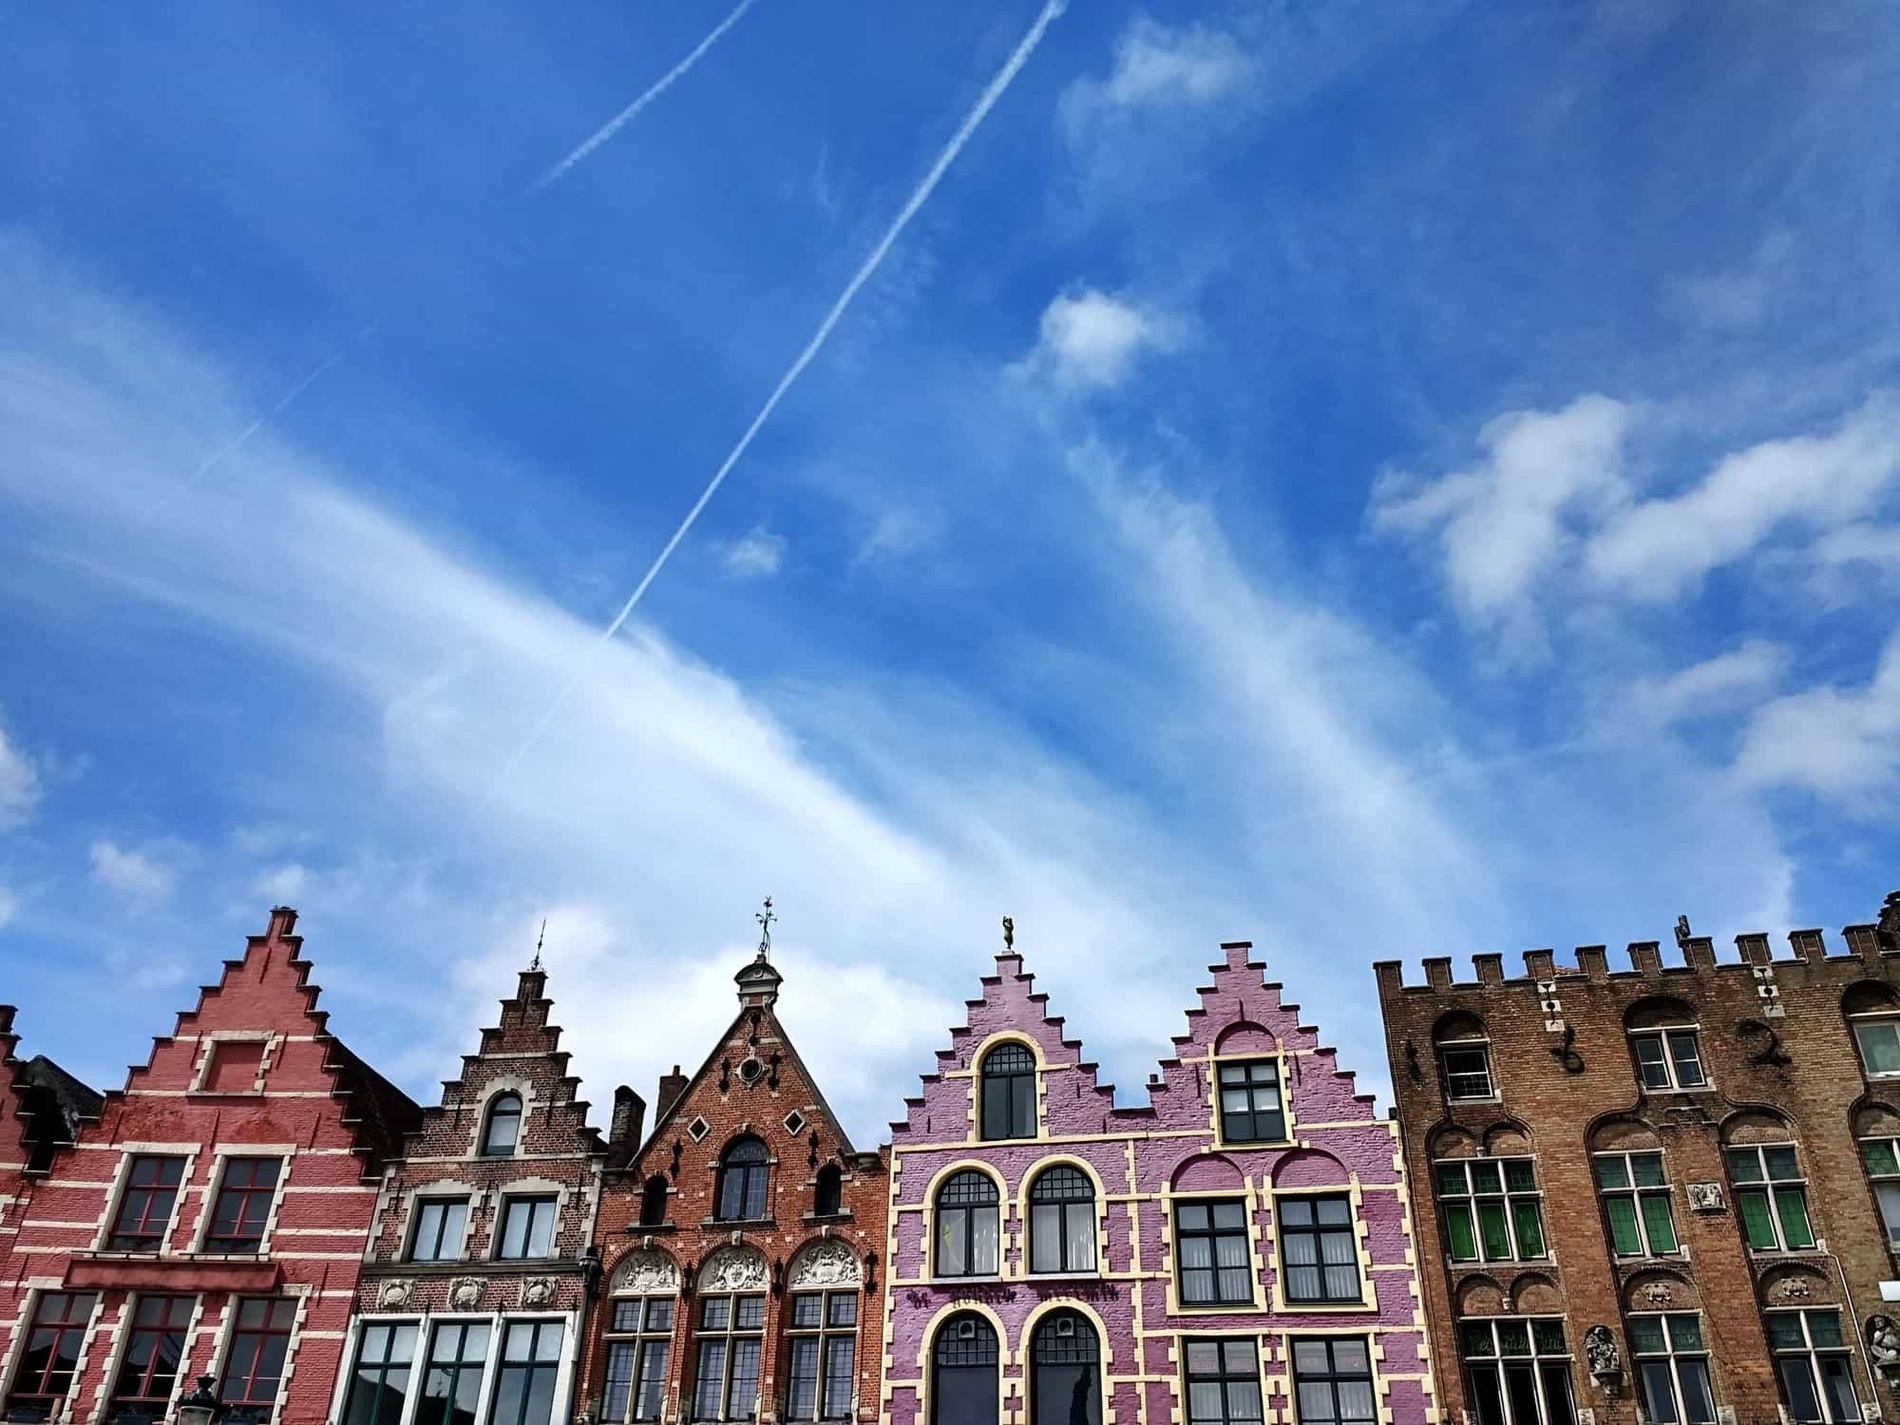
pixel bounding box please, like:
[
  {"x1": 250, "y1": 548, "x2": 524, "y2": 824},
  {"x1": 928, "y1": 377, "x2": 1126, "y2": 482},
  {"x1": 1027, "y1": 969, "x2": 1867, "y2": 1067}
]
[
  {"x1": 136, "y1": 318, "x2": 380, "y2": 528},
  {"x1": 529, "y1": 0, "x2": 763, "y2": 194},
  {"x1": 494, "y1": 0, "x2": 1069, "y2": 788}
]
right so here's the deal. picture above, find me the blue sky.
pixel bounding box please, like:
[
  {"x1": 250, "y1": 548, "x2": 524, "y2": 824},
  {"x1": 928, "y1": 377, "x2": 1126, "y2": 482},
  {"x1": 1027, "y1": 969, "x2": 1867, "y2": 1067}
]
[{"x1": 3, "y1": 1, "x2": 1898, "y2": 1143}]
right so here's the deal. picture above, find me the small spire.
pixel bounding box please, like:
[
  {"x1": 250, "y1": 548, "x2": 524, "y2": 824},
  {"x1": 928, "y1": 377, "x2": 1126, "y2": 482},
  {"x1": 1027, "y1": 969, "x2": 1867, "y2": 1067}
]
[
  {"x1": 1002, "y1": 915, "x2": 1014, "y2": 951},
  {"x1": 530, "y1": 919, "x2": 546, "y2": 973},
  {"x1": 755, "y1": 897, "x2": 776, "y2": 961}
]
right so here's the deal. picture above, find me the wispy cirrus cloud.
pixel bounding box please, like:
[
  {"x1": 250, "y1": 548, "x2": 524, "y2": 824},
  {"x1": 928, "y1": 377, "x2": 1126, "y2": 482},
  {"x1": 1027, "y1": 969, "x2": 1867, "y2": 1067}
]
[
  {"x1": 0, "y1": 720, "x2": 42, "y2": 831},
  {"x1": 1061, "y1": 17, "x2": 1253, "y2": 123},
  {"x1": 718, "y1": 525, "x2": 787, "y2": 578},
  {"x1": 89, "y1": 840, "x2": 177, "y2": 907}
]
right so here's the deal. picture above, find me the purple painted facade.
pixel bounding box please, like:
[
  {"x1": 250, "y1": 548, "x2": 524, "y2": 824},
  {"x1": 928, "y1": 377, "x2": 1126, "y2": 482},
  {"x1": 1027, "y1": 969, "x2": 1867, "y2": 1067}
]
[{"x1": 882, "y1": 942, "x2": 1433, "y2": 1425}]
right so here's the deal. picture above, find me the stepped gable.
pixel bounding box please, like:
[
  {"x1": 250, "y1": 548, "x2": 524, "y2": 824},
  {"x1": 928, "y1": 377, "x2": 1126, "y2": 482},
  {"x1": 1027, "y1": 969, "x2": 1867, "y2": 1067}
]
[
  {"x1": 99, "y1": 906, "x2": 420, "y2": 1177},
  {"x1": 891, "y1": 949, "x2": 1118, "y2": 1141},
  {"x1": 1130, "y1": 938, "x2": 1380, "y2": 1127},
  {"x1": 0, "y1": 1007, "x2": 101, "y2": 1178}
]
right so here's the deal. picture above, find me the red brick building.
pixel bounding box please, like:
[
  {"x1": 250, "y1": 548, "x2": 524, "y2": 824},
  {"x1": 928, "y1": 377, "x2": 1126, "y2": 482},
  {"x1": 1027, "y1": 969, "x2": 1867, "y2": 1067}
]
[
  {"x1": 333, "y1": 958, "x2": 629, "y2": 1425},
  {"x1": 577, "y1": 939, "x2": 888, "y2": 1425},
  {"x1": 1376, "y1": 893, "x2": 1900, "y2": 1425},
  {"x1": 0, "y1": 907, "x2": 419, "y2": 1425}
]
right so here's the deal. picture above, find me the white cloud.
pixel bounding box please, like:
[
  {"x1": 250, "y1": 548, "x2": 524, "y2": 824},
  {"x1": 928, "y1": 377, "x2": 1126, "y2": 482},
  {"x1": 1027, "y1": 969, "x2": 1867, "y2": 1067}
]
[
  {"x1": 1811, "y1": 522, "x2": 1900, "y2": 571},
  {"x1": 1734, "y1": 632, "x2": 1900, "y2": 806},
  {"x1": 1019, "y1": 288, "x2": 1178, "y2": 392},
  {"x1": 718, "y1": 525, "x2": 786, "y2": 579},
  {"x1": 252, "y1": 864, "x2": 311, "y2": 903},
  {"x1": 850, "y1": 506, "x2": 939, "y2": 569},
  {"x1": 89, "y1": 841, "x2": 176, "y2": 906},
  {"x1": 1586, "y1": 392, "x2": 1900, "y2": 602},
  {"x1": 1371, "y1": 394, "x2": 1633, "y2": 626},
  {"x1": 0, "y1": 886, "x2": 17, "y2": 928},
  {"x1": 1674, "y1": 231, "x2": 1793, "y2": 332},
  {"x1": 1631, "y1": 641, "x2": 1789, "y2": 726},
  {"x1": 1064, "y1": 18, "x2": 1252, "y2": 119},
  {"x1": 0, "y1": 721, "x2": 42, "y2": 831}
]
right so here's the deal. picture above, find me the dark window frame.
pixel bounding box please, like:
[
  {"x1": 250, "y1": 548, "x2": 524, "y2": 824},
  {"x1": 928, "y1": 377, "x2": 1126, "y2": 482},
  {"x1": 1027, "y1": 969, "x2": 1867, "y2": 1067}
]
[
  {"x1": 1028, "y1": 1166, "x2": 1097, "y2": 1276},
  {"x1": 481, "y1": 1094, "x2": 524, "y2": 1158},
  {"x1": 416, "y1": 1320, "x2": 489, "y2": 1425},
  {"x1": 490, "y1": 1320, "x2": 565, "y2": 1425},
  {"x1": 603, "y1": 1296, "x2": 675, "y2": 1425},
  {"x1": 930, "y1": 1315, "x2": 998, "y2": 1425},
  {"x1": 935, "y1": 1170, "x2": 1002, "y2": 1279},
  {"x1": 5, "y1": 1291, "x2": 97, "y2": 1421},
  {"x1": 107, "y1": 1155, "x2": 186, "y2": 1253},
  {"x1": 1174, "y1": 1199, "x2": 1251, "y2": 1306},
  {"x1": 690, "y1": 1293, "x2": 766, "y2": 1422},
  {"x1": 716, "y1": 1138, "x2": 770, "y2": 1224},
  {"x1": 1458, "y1": 1318, "x2": 1575, "y2": 1425},
  {"x1": 409, "y1": 1197, "x2": 470, "y2": 1263},
  {"x1": 1279, "y1": 1195, "x2": 1362, "y2": 1304},
  {"x1": 1216, "y1": 1060, "x2": 1287, "y2": 1144},
  {"x1": 980, "y1": 1044, "x2": 1037, "y2": 1142},
  {"x1": 1029, "y1": 1311, "x2": 1101, "y2": 1425},
  {"x1": 205, "y1": 1157, "x2": 282, "y2": 1254},
  {"x1": 1288, "y1": 1337, "x2": 1378, "y2": 1425},
  {"x1": 109, "y1": 1293, "x2": 196, "y2": 1418},
  {"x1": 786, "y1": 1289, "x2": 858, "y2": 1422},
  {"x1": 1629, "y1": 1028, "x2": 1709, "y2": 1092},
  {"x1": 341, "y1": 1320, "x2": 420, "y2": 1425},
  {"x1": 219, "y1": 1297, "x2": 297, "y2": 1424},
  {"x1": 1183, "y1": 1338, "x2": 1263, "y2": 1425},
  {"x1": 496, "y1": 1195, "x2": 560, "y2": 1261}
]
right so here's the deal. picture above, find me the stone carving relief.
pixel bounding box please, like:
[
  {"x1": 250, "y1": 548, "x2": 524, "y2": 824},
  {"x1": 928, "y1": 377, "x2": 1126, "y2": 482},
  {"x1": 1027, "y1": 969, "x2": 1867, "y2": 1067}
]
[
  {"x1": 521, "y1": 1277, "x2": 557, "y2": 1308},
  {"x1": 612, "y1": 1248, "x2": 680, "y2": 1294},
  {"x1": 700, "y1": 1245, "x2": 769, "y2": 1292},
  {"x1": 1685, "y1": 1182, "x2": 1725, "y2": 1213},
  {"x1": 1774, "y1": 1276, "x2": 1813, "y2": 1302},
  {"x1": 788, "y1": 1240, "x2": 861, "y2": 1289},
  {"x1": 1639, "y1": 1281, "x2": 1674, "y2": 1307},
  {"x1": 449, "y1": 1277, "x2": 485, "y2": 1311},
  {"x1": 377, "y1": 1279, "x2": 414, "y2": 1310},
  {"x1": 1868, "y1": 1314, "x2": 1900, "y2": 1375},
  {"x1": 1584, "y1": 1325, "x2": 1623, "y2": 1385}
]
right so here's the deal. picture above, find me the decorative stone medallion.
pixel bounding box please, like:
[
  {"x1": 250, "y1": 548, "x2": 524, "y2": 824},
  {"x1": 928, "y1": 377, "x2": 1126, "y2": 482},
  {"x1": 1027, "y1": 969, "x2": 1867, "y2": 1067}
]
[
  {"x1": 449, "y1": 1277, "x2": 485, "y2": 1311},
  {"x1": 700, "y1": 1245, "x2": 769, "y2": 1292},
  {"x1": 1685, "y1": 1182, "x2": 1725, "y2": 1212},
  {"x1": 788, "y1": 1239, "x2": 861, "y2": 1289},
  {"x1": 612, "y1": 1248, "x2": 680, "y2": 1294},
  {"x1": 378, "y1": 1279, "x2": 414, "y2": 1310},
  {"x1": 522, "y1": 1277, "x2": 557, "y2": 1308}
]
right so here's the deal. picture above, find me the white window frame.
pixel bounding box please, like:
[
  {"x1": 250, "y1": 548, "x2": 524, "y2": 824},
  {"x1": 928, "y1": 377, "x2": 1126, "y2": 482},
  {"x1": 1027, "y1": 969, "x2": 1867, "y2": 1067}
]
[
  {"x1": 1437, "y1": 1040, "x2": 1496, "y2": 1102},
  {"x1": 494, "y1": 1194, "x2": 560, "y2": 1262},
  {"x1": 1591, "y1": 1151, "x2": 1678, "y2": 1259},
  {"x1": 1727, "y1": 1145, "x2": 1816, "y2": 1253},
  {"x1": 1767, "y1": 1309, "x2": 1862, "y2": 1425},
  {"x1": 1628, "y1": 1312, "x2": 1717, "y2": 1425},
  {"x1": 1629, "y1": 1027, "x2": 1709, "y2": 1092},
  {"x1": 1850, "y1": 1016, "x2": 1900, "y2": 1080},
  {"x1": 1433, "y1": 1158, "x2": 1547, "y2": 1264},
  {"x1": 1860, "y1": 1136, "x2": 1900, "y2": 1249},
  {"x1": 1457, "y1": 1317, "x2": 1575, "y2": 1425}
]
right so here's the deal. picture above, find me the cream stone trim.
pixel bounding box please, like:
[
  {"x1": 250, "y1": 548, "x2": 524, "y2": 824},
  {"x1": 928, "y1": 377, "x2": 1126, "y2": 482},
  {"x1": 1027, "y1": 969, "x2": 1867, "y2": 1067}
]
[
  {"x1": 918, "y1": 1159, "x2": 1009, "y2": 1284},
  {"x1": 92, "y1": 1146, "x2": 201, "y2": 1256},
  {"x1": 1013, "y1": 1155, "x2": 1109, "y2": 1281},
  {"x1": 187, "y1": 1146, "x2": 293, "y2": 1256}
]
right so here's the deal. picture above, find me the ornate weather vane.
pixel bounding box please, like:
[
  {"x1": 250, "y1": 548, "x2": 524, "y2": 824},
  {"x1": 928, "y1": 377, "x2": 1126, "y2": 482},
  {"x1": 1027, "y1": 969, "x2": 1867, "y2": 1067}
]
[
  {"x1": 756, "y1": 897, "x2": 776, "y2": 959},
  {"x1": 530, "y1": 919, "x2": 546, "y2": 973}
]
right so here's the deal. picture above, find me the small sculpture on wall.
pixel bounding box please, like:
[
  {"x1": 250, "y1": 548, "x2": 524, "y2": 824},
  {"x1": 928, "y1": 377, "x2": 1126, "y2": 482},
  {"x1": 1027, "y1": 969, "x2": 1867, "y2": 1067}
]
[
  {"x1": 1868, "y1": 1315, "x2": 1900, "y2": 1377},
  {"x1": 1584, "y1": 1325, "x2": 1623, "y2": 1395},
  {"x1": 378, "y1": 1279, "x2": 414, "y2": 1310},
  {"x1": 1685, "y1": 1182, "x2": 1725, "y2": 1213},
  {"x1": 449, "y1": 1278, "x2": 484, "y2": 1311},
  {"x1": 522, "y1": 1277, "x2": 557, "y2": 1308}
]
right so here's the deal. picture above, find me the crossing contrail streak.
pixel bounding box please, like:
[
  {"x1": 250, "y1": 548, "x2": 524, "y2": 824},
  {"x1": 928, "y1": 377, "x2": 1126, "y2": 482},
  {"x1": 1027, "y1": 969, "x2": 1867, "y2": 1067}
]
[
  {"x1": 493, "y1": 0, "x2": 1069, "y2": 789},
  {"x1": 136, "y1": 319, "x2": 380, "y2": 528},
  {"x1": 529, "y1": 0, "x2": 763, "y2": 194}
]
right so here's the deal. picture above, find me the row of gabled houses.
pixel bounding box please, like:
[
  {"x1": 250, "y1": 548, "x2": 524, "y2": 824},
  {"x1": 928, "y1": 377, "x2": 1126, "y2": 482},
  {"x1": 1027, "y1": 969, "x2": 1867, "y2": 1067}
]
[{"x1": 4, "y1": 894, "x2": 1900, "y2": 1425}]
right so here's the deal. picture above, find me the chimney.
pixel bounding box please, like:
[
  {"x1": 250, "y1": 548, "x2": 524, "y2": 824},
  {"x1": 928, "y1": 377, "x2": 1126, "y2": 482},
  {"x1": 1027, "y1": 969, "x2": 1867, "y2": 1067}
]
[
  {"x1": 610, "y1": 1086, "x2": 646, "y2": 1153},
  {"x1": 657, "y1": 1066, "x2": 688, "y2": 1121},
  {"x1": 267, "y1": 906, "x2": 298, "y2": 940}
]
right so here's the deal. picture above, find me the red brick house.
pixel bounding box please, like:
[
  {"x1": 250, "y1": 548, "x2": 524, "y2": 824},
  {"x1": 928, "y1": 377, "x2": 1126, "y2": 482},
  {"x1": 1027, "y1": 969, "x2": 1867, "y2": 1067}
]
[
  {"x1": 0, "y1": 907, "x2": 419, "y2": 1425},
  {"x1": 333, "y1": 958, "x2": 630, "y2": 1425},
  {"x1": 576, "y1": 939, "x2": 888, "y2": 1425}
]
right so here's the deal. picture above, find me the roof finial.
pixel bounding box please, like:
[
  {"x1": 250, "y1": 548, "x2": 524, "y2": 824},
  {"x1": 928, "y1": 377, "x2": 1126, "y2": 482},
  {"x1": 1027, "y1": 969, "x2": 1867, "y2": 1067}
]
[
  {"x1": 530, "y1": 919, "x2": 546, "y2": 973},
  {"x1": 1002, "y1": 915, "x2": 1014, "y2": 951},
  {"x1": 756, "y1": 897, "x2": 776, "y2": 960},
  {"x1": 1673, "y1": 914, "x2": 1692, "y2": 949}
]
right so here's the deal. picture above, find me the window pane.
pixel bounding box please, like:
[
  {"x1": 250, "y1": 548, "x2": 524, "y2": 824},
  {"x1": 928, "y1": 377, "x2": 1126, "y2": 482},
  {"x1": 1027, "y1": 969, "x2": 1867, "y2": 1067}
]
[
  {"x1": 1511, "y1": 1201, "x2": 1546, "y2": 1258},
  {"x1": 1495, "y1": 1322, "x2": 1530, "y2": 1357},
  {"x1": 1775, "y1": 1187, "x2": 1816, "y2": 1250},
  {"x1": 1627, "y1": 1317, "x2": 1666, "y2": 1354},
  {"x1": 1477, "y1": 1201, "x2": 1513, "y2": 1260},
  {"x1": 972, "y1": 1207, "x2": 999, "y2": 1274},
  {"x1": 1728, "y1": 1149, "x2": 1765, "y2": 1183},
  {"x1": 1639, "y1": 1362, "x2": 1680, "y2": 1424},
  {"x1": 1632, "y1": 1154, "x2": 1667, "y2": 1188},
  {"x1": 1594, "y1": 1157, "x2": 1631, "y2": 1190},
  {"x1": 1778, "y1": 1359, "x2": 1822, "y2": 1425},
  {"x1": 1445, "y1": 1203, "x2": 1478, "y2": 1261},
  {"x1": 1764, "y1": 1147, "x2": 1800, "y2": 1180},
  {"x1": 937, "y1": 1211, "x2": 966, "y2": 1275},
  {"x1": 1808, "y1": 1312, "x2": 1844, "y2": 1349},
  {"x1": 1469, "y1": 1162, "x2": 1503, "y2": 1195},
  {"x1": 1606, "y1": 1196, "x2": 1643, "y2": 1255},
  {"x1": 1667, "y1": 1032, "x2": 1706, "y2": 1087},
  {"x1": 1504, "y1": 1161, "x2": 1538, "y2": 1194},
  {"x1": 1865, "y1": 1140, "x2": 1900, "y2": 1177},
  {"x1": 1641, "y1": 1194, "x2": 1678, "y2": 1253},
  {"x1": 1633, "y1": 1036, "x2": 1670, "y2": 1089},
  {"x1": 1858, "y1": 1022, "x2": 1900, "y2": 1076},
  {"x1": 1031, "y1": 1204, "x2": 1062, "y2": 1272},
  {"x1": 823, "y1": 1338, "x2": 855, "y2": 1420},
  {"x1": 788, "y1": 1339, "x2": 819, "y2": 1420},
  {"x1": 1066, "y1": 1207, "x2": 1096, "y2": 1271},
  {"x1": 1678, "y1": 1360, "x2": 1716, "y2": 1425},
  {"x1": 1435, "y1": 1164, "x2": 1468, "y2": 1197},
  {"x1": 1766, "y1": 1315, "x2": 1808, "y2": 1350},
  {"x1": 692, "y1": 1343, "x2": 726, "y2": 1420},
  {"x1": 1819, "y1": 1355, "x2": 1860, "y2": 1424},
  {"x1": 1738, "y1": 1189, "x2": 1779, "y2": 1249},
  {"x1": 1876, "y1": 1184, "x2": 1900, "y2": 1244}
]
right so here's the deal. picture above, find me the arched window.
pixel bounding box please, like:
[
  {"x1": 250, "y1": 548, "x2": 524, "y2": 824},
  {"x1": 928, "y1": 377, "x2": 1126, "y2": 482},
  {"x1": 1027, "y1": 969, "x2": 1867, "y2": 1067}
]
[
  {"x1": 931, "y1": 1315, "x2": 998, "y2": 1425},
  {"x1": 1432, "y1": 1013, "x2": 1494, "y2": 1103},
  {"x1": 639, "y1": 1175, "x2": 669, "y2": 1228},
  {"x1": 716, "y1": 1137, "x2": 769, "y2": 1222},
  {"x1": 1030, "y1": 1311, "x2": 1100, "y2": 1425},
  {"x1": 935, "y1": 1171, "x2": 1000, "y2": 1277},
  {"x1": 1845, "y1": 983, "x2": 1900, "y2": 1079},
  {"x1": 981, "y1": 1044, "x2": 1036, "y2": 1141},
  {"x1": 1028, "y1": 1167, "x2": 1096, "y2": 1275},
  {"x1": 814, "y1": 1164, "x2": 843, "y2": 1218},
  {"x1": 481, "y1": 1093, "x2": 523, "y2": 1157}
]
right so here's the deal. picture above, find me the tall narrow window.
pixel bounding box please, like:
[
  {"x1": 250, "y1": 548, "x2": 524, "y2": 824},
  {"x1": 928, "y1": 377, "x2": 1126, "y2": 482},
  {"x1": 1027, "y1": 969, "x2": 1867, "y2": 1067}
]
[
  {"x1": 716, "y1": 1138, "x2": 769, "y2": 1222},
  {"x1": 814, "y1": 1164, "x2": 843, "y2": 1218},
  {"x1": 935, "y1": 1171, "x2": 1000, "y2": 1277},
  {"x1": 410, "y1": 1198, "x2": 469, "y2": 1262},
  {"x1": 1846, "y1": 985, "x2": 1900, "y2": 1080},
  {"x1": 691, "y1": 1293, "x2": 765, "y2": 1421},
  {"x1": 5, "y1": 1292, "x2": 96, "y2": 1422},
  {"x1": 786, "y1": 1290, "x2": 857, "y2": 1422},
  {"x1": 1593, "y1": 1153, "x2": 1678, "y2": 1257},
  {"x1": 1435, "y1": 1159, "x2": 1547, "y2": 1262},
  {"x1": 1028, "y1": 1166, "x2": 1097, "y2": 1275},
  {"x1": 1280, "y1": 1196, "x2": 1361, "y2": 1303},
  {"x1": 110, "y1": 1295, "x2": 195, "y2": 1420},
  {"x1": 1630, "y1": 1028, "x2": 1708, "y2": 1091},
  {"x1": 1289, "y1": 1338, "x2": 1377, "y2": 1425},
  {"x1": 931, "y1": 1316, "x2": 998, "y2": 1425},
  {"x1": 206, "y1": 1157, "x2": 281, "y2": 1253},
  {"x1": 108, "y1": 1155, "x2": 185, "y2": 1252},
  {"x1": 1030, "y1": 1311, "x2": 1100, "y2": 1425},
  {"x1": 1217, "y1": 1061, "x2": 1287, "y2": 1143},
  {"x1": 1175, "y1": 1200, "x2": 1251, "y2": 1305},
  {"x1": 491, "y1": 1321, "x2": 564, "y2": 1425},
  {"x1": 342, "y1": 1321, "x2": 420, "y2": 1425},
  {"x1": 481, "y1": 1093, "x2": 523, "y2": 1157},
  {"x1": 416, "y1": 1321, "x2": 488, "y2": 1425},
  {"x1": 1184, "y1": 1339, "x2": 1263, "y2": 1425},
  {"x1": 603, "y1": 1297, "x2": 674, "y2": 1424},
  {"x1": 497, "y1": 1196, "x2": 559, "y2": 1260},
  {"x1": 1629, "y1": 1314, "x2": 1716, "y2": 1425},
  {"x1": 1728, "y1": 1145, "x2": 1815, "y2": 1251},
  {"x1": 639, "y1": 1175, "x2": 670, "y2": 1228},
  {"x1": 1860, "y1": 1136, "x2": 1900, "y2": 1248},
  {"x1": 1768, "y1": 1310, "x2": 1861, "y2": 1424},
  {"x1": 1459, "y1": 1319, "x2": 1575, "y2": 1425},
  {"x1": 980, "y1": 1044, "x2": 1036, "y2": 1141},
  {"x1": 219, "y1": 1298, "x2": 296, "y2": 1424}
]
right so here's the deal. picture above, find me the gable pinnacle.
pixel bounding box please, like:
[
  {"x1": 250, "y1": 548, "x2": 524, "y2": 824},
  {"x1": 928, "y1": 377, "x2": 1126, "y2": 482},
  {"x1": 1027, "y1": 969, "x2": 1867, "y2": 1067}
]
[
  {"x1": 756, "y1": 896, "x2": 775, "y2": 961},
  {"x1": 530, "y1": 919, "x2": 546, "y2": 973},
  {"x1": 737, "y1": 897, "x2": 783, "y2": 1008}
]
